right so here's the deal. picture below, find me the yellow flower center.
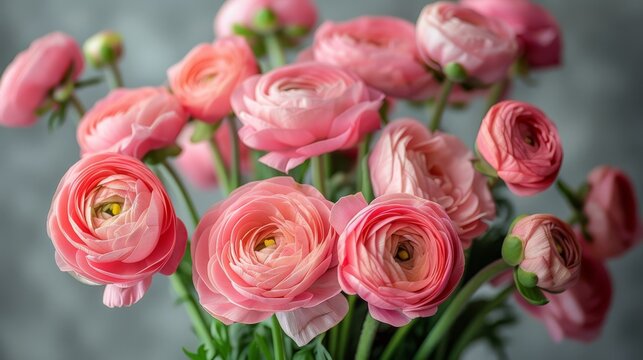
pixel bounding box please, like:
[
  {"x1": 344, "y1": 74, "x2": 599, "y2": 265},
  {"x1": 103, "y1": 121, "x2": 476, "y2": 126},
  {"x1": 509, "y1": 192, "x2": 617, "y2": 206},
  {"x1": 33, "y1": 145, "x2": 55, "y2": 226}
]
[
  {"x1": 101, "y1": 202, "x2": 122, "y2": 216},
  {"x1": 255, "y1": 238, "x2": 277, "y2": 251},
  {"x1": 395, "y1": 248, "x2": 411, "y2": 262}
]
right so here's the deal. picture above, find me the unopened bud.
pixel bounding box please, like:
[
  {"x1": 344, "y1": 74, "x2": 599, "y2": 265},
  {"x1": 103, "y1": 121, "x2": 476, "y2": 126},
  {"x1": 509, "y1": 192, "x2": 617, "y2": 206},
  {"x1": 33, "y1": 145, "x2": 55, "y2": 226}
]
[{"x1": 83, "y1": 31, "x2": 123, "y2": 68}]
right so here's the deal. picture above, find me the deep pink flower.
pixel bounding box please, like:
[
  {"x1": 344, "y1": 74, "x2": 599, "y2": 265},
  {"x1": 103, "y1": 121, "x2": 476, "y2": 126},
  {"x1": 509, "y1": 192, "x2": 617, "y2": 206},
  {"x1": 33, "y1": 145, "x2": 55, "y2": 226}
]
[{"x1": 47, "y1": 153, "x2": 187, "y2": 307}]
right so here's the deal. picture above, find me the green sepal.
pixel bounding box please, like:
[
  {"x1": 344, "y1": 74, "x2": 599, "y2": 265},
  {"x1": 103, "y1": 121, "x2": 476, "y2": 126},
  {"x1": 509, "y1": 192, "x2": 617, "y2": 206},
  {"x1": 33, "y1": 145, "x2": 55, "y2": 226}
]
[
  {"x1": 473, "y1": 156, "x2": 498, "y2": 178},
  {"x1": 143, "y1": 144, "x2": 182, "y2": 165},
  {"x1": 190, "y1": 120, "x2": 219, "y2": 143},
  {"x1": 508, "y1": 214, "x2": 528, "y2": 232},
  {"x1": 253, "y1": 8, "x2": 278, "y2": 33},
  {"x1": 444, "y1": 62, "x2": 468, "y2": 83},
  {"x1": 513, "y1": 269, "x2": 548, "y2": 305},
  {"x1": 233, "y1": 23, "x2": 256, "y2": 37},
  {"x1": 501, "y1": 235, "x2": 524, "y2": 266},
  {"x1": 283, "y1": 25, "x2": 310, "y2": 38},
  {"x1": 515, "y1": 267, "x2": 538, "y2": 288}
]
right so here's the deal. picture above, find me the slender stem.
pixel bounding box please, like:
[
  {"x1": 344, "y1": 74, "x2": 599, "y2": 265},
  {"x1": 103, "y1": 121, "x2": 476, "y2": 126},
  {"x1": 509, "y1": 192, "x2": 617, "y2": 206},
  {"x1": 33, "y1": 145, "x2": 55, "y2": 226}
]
[
  {"x1": 160, "y1": 160, "x2": 200, "y2": 228},
  {"x1": 209, "y1": 137, "x2": 232, "y2": 195},
  {"x1": 264, "y1": 33, "x2": 286, "y2": 69},
  {"x1": 271, "y1": 315, "x2": 286, "y2": 360},
  {"x1": 107, "y1": 61, "x2": 124, "y2": 88},
  {"x1": 337, "y1": 295, "x2": 357, "y2": 360},
  {"x1": 357, "y1": 135, "x2": 373, "y2": 202},
  {"x1": 449, "y1": 285, "x2": 515, "y2": 360},
  {"x1": 429, "y1": 79, "x2": 453, "y2": 131},
  {"x1": 311, "y1": 156, "x2": 327, "y2": 197},
  {"x1": 380, "y1": 319, "x2": 417, "y2": 360},
  {"x1": 413, "y1": 260, "x2": 510, "y2": 360},
  {"x1": 485, "y1": 79, "x2": 508, "y2": 112},
  {"x1": 355, "y1": 314, "x2": 379, "y2": 360},
  {"x1": 227, "y1": 117, "x2": 241, "y2": 190},
  {"x1": 170, "y1": 273, "x2": 216, "y2": 358},
  {"x1": 556, "y1": 179, "x2": 583, "y2": 210},
  {"x1": 328, "y1": 324, "x2": 339, "y2": 359},
  {"x1": 68, "y1": 93, "x2": 86, "y2": 119}
]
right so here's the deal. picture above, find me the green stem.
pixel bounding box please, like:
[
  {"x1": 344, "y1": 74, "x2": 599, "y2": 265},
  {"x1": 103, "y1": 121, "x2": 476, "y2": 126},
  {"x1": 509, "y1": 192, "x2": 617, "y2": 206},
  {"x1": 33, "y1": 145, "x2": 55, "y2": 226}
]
[
  {"x1": 413, "y1": 260, "x2": 510, "y2": 360},
  {"x1": 328, "y1": 324, "x2": 339, "y2": 359},
  {"x1": 227, "y1": 117, "x2": 241, "y2": 190},
  {"x1": 556, "y1": 179, "x2": 583, "y2": 210},
  {"x1": 357, "y1": 135, "x2": 373, "y2": 202},
  {"x1": 311, "y1": 156, "x2": 327, "y2": 197},
  {"x1": 107, "y1": 61, "x2": 124, "y2": 88},
  {"x1": 380, "y1": 319, "x2": 417, "y2": 360},
  {"x1": 355, "y1": 314, "x2": 379, "y2": 360},
  {"x1": 160, "y1": 160, "x2": 200, "y2": 228},
  {"x1": 337, "y1": 295, "x2": 357, "y2": 360},
  {"x1": 170, "y1": 273, "x2": 216, "y2": 358},
  {"x1": 264, "y1": 33, "x2": 286, "y2": 69},
  {"x1": 485, "y1": 79, "x2": 508, "y2": 112},
  {"x1": 69, "y1": 93, "x2": 86, "y2": 119},
  {"x1": 209, "y1": 137, "x2": 232, "y2": 195},
  {"x1": 429, "y1": 79, "x2": 453, "y2": 131},
  {"x1": 271, "y1": 315, "x2": 286, "y2": 360},
  {"x1": 449, "y1": 285, "x2": 515, "y2": 360}
]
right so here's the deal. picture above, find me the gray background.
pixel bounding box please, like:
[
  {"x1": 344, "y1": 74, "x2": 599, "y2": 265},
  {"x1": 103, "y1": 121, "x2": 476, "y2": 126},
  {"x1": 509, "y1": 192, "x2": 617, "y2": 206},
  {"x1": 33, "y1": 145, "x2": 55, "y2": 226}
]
[{"x1": 1, "y1": 0, "x2": 642, "y2": 359}]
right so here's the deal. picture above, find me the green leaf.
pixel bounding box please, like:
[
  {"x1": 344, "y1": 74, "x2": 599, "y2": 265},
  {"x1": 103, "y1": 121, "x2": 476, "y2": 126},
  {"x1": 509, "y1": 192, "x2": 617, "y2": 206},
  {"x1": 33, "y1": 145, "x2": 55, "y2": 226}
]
[
  {"x1": 182, "y1": 345, "x2": 212, "y2": 360},
  {"x1": 514, "y1": 269, "x2": 548, "y2": 305}
]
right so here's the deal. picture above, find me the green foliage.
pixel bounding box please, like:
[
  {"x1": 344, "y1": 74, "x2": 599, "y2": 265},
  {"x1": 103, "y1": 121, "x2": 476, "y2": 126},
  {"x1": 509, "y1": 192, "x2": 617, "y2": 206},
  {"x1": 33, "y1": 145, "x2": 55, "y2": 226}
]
[{"x1": 183, "y1": 345, "x2": 212, "y2": 360}]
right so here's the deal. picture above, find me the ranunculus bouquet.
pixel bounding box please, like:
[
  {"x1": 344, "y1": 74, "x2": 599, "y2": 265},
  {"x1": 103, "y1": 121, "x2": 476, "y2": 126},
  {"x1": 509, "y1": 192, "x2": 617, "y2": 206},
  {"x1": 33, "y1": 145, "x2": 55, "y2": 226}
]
[{"x1": 2, "y1": 0, "x2": 640, "y2": 359}]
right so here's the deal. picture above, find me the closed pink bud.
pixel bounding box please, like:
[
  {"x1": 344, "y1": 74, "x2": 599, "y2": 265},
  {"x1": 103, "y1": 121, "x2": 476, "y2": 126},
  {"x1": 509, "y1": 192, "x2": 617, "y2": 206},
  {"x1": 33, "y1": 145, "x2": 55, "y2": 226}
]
[
  {"x1": 583, "y1": 166, "x2": 641, "y2": 259},
  {"x1": 168, "y1": 36, "x2": 258, "y2": 124},
  {"x1": 214, "y1": 0, "x2": 317, "y2": 37},
  {"x1": 47, "y1": 153, "x2": 187, "y2": 307},
  {"x1": 511, "y1": 214, "x2": 582, "y2": 293},
  {"x1": 517, "y1": 251, "x2": 612, "y2": 342},
  {"x1": 0, "y1": 32, "x2": 83, "y2": 127},
  {"x1": 231, "y1": 62, "x2": 384, "y2": 173},
  {"x1": 331, "y1": 193, "x2": 464, "y2": 327},
  {"x1": 369, "y1": 119, "x2": 495, "y2": 247},
  {"x1": 416, "y1": 1, "x2": 518, "y2": 84},
  {"x1": 462, "y1": 0, "x2": 562, "y2": 69},
  {"x1": 310, "y1": 16, "x2": 436, "y2": 100},
  {"x1": 476, "y1": 100, "x2": 563, "y2": 196},
  {"x1": 192, "y1": 177, "x2": 347, "y2": 346},
  {"x1": 77, "y1": 87, "x2": 188, "y2": 159}
]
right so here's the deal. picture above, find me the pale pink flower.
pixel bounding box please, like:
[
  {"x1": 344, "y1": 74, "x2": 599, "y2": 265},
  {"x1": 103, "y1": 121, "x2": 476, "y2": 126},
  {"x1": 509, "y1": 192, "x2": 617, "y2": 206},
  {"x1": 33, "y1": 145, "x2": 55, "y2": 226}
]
[
  {"x1": 231, "y1": 62, "x2": 384, "y2": 173},
  {"x1": 168, "y1": 37, "x2": 258, "y2": 124},
  {"x1": 416, "y1": 1, "x2": 518, "y2": 84},
  {"x1": 47, "y1": 153, "x2": 187, "y2": 307},
  {"x1": 511, "y1": 214, "x2": 581, "y2": 293},
  {"x1": 461, "y1": 0, "x2": 562, "y2": 69},
  {"x1": 0, "y1": 32, "x2": 83, "y2": 127},
  {"x1": 331, "y1": 193, "x2": 464, "y2": 326},
  {"x1": 583, "y1": 166, "x2": 641, "y2": 259},
  {"x1": 476, "y1": 100, "x2": 563, "y2": 196},
  {"x1": 192, "y1": 177, "x2": 347, "y2": 346},
  {"x1": 214, "y1": 0, "x2": 317, "y2": 37},
  {"x1": 369, "y1": 119, "x2": 495, "y2": 247},
  {"x1": 77, "y1": 87, "x2": 188, "y2": 159}
]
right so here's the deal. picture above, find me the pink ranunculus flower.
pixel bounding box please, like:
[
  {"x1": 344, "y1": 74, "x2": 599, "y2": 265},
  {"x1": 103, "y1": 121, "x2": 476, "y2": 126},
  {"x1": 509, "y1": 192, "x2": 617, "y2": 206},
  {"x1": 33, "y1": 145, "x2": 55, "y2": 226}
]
[
  {"x1": 476, "y1": 100, "x2": 563, "y2": 196},
  {"x1": 231, "y1": 62, "x2": 384, "y2": 173},
  {"x1": 309, "y1": 16, "x2": 436, "y2": 100},
  {"x1": 416, "y1": 1, "x2": 518, "y2": 84},
  {"x1": 215, "y1": 0, "x2": 317, "y2": 37},
  {"x1": 0, "y1": 32, "x2": 83, "y2": 127},
  {"x1": 583, "y1": 166, "x2": 641, "y2": 259},
  {"x1": 174, "y1": 121, "x2": 251, "y2": 189},
  {"x1": 517, "y1": 251, "x2": 612, "y2": 342},
  {"x1": 331, "y1": 193, "x2": 465, "y2": 326},
  {"x1": 77, "y1": 87, "x2": 188, "y2": 159},
  {"x1": 369, "y1": 119, "x2": 495, "y2": 247},
  {"x1": 47, "y1": 153, "x2": 187, "y2": 308},
  {"x1": 192, "y1": 177, "x2": 348, "y2": 346},
  {"x1": 461, "y1": 0, "x2": 562, "y2": 69},
  {"x1": 167, "y1": 36, "x2": 258, "y2": 124},
  {"x1": 511, "y1": 214, "x2": 581, "y2": 293}
]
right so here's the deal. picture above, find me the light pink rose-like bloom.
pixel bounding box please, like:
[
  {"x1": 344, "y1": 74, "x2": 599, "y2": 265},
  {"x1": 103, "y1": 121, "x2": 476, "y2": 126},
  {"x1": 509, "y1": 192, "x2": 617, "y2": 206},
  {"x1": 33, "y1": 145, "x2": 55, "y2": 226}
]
[
  {"x1": 517, "y1": 251, "x2": 612, "y2": 342},
  {"x1": 476, "y1": 100, "x2": 563, "y2": 196},
  {"x1": 167, "y1": 36, "x2": 258, "y2": 124},
  {"x1": 583, "y1": 166, "x2": 641, "y2": 259},
  {"x1": 231, "y1": 62, "x2": 384, "y2": 173},
  {"x1": 77, "y1": 87, "x2": 188, "y2": 159},
  {"x1": 511, "y1": 214, "x2": 581, "y2": 293},
  {"x1": 416, "y1": 1, "x2": 518, "y2": 84},
  {"x1": 369, "y1": 119, "x2": 495, "y2": 247},
  {"x1": 0, "y1": 32, "x2": 83, "y2": 127},
  {"x1": 461, "y1": 0, "x2": 562, "y2": 69},
  {"x1": 215, "y1": 0, "x2": 317, "y2": 37},
  {"x1": 47, "y1": 153, "x2": 187, "y2": 308},
  {"x1": 309, "y1": 16, "x2": 435, "y2": 100},
  {"x1": 192, "y1": 177, "x2": 348, "y2": 346},
  {"x1": 174, "y1": 121, "x2": 251, "y2": 189},
  {"x1": 331, "y1": 193, "x2": 465, "y2": 326}
]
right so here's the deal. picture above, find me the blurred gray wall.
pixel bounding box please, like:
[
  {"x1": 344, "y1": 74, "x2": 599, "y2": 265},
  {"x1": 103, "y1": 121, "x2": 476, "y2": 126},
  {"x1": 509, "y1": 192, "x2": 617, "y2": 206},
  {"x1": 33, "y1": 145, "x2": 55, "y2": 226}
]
[{"x1": 1, "y1": 0, "x2": 642, "y2": 359}]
